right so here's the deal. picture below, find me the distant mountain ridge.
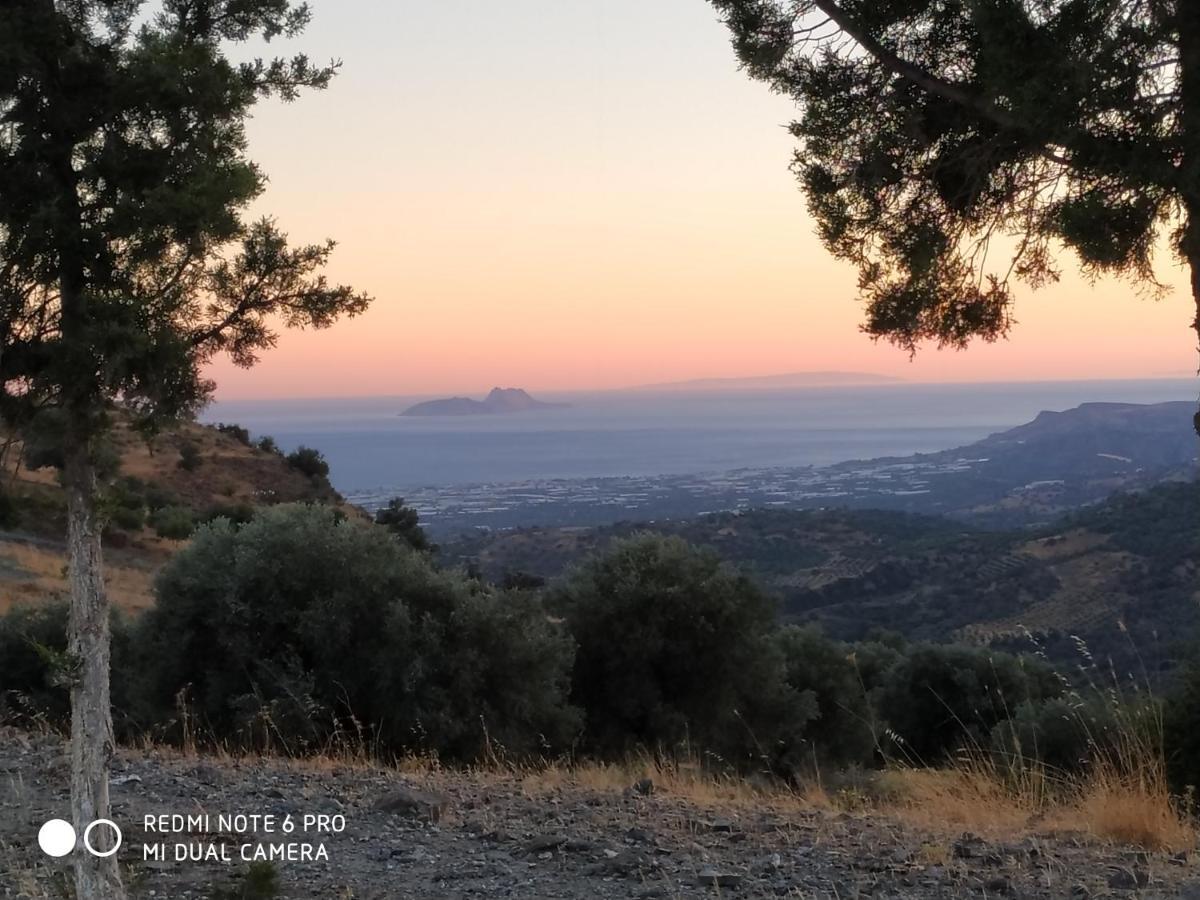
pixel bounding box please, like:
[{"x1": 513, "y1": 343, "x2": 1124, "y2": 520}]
[
  {"x1": 401, "y1": 387, "x2": 567, "y2": 417},
  {"x1": 400, "y1": 399, "x2": 1197, "y2": 535},
  {"x1": 628, "y1": 371, "x2": 901, "y2": 391}
]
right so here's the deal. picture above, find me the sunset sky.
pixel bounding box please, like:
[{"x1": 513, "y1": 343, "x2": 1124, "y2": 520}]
[{"x1": 208, "y1": 0, "x2": 1196, "y2": 400}]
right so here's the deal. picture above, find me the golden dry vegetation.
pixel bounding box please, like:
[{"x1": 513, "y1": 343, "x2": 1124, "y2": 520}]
[{"x1": 0, "y1": 415, "x2": 357, "y2": 614}]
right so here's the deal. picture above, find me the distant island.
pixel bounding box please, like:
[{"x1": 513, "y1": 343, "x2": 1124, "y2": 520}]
[
  {"x1": 629, "y1": 371, "x2": 902, "y2": 391},
  {"x1": 401, "y1": 387, "x2": 568, "y2": 417}
]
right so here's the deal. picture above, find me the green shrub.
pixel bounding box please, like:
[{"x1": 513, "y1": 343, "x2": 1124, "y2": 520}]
[
  {"x1": 178, "y1": 440, "x2": 202, "y2": 472},
  {"x1": 135, "y1": 503, "x2": 577, "y2": 759},
  {"x1": 256, "y1": 436, "x2": 279, "y2": 454},
  {"x1": 200, "y1": 502, "x2": 256, "y2": 526},
  {"x1": 0, "y1": 604, "x2": 135, "y2": 732},
  {"x1": 1164, "y1": 655, "x2": 1200, "y2": 793},
  {"x1": 285, "y1": 446, "x2": 329, "y2": 480},
  {"x1": 775, "y1": 626, "x2": 879, "y2": 768},
  {"x1": 988, "y1": 695, "x2": 1145, "y2": 774},
  {"x1": 0, "y1": 604, "x2": 71, "y2": 726},
  {"x1": 109, "y1": 504, "x2": 146, "y2": 531},
  {"x1": 876, "y1": 643, "x2": 1063, "y2": 763},
  {"x1": 151, "y1": 505, "x2": 196, "y2": 540},
  {"x1": 550, "y1": 534, "x2": 815, "y2": 771},
  {"x1": 143, "y1": 481, "x2": 179, "y2": 512}
]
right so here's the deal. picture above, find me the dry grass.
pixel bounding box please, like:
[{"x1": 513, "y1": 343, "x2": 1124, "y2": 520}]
[
  {"x1": 517, "y1": 755, "x2": 813, "y2": 813},
  {"x1": 1049, "y1": 761, "x2": 1195, "y2": 850},
  {"x1": 0, "y1": 539, "x2": 156, "y2": 614},
  {"x1": 866, "y1": 684, "x2": 1196, "y2": 852},
  {"x1": 873, "y1": 758, "x2": 1194, "y2": 851}
]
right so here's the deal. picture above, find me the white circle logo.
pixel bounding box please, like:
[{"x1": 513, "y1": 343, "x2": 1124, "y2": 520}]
[
  {"x1": 37, "y1": 819, "x2": 77, "y2": 857},
  {"x1": 83, "y1": 819, "x2": 123, "y2": 858}
]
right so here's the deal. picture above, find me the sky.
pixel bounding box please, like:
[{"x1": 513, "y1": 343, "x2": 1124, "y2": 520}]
[{"x1": 206, "y1": 0, "x2": 1197, "y2": 400}]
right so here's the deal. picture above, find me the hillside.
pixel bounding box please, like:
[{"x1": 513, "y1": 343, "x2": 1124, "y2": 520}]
[
  {"x1": 442, "y1": 479, "x2": 1200, "y2": 676},
  {"x1": 0, "y1": 415, "x2": 349, "y2": 614},
  {"x1": 395, "y1": 400, "x2": 1198, "y2": 535}
]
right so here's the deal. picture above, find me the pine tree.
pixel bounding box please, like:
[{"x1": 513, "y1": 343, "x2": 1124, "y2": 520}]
[
  {"x1": 712, "y1": 0, "x2": 1200, "y2": 433},
  {"x1": 0, "y1": 3, "x2": 370, "y2": 896}
]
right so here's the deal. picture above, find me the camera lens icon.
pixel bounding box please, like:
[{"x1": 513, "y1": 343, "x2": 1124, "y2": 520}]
[
  {"x1": 38, "y1": 818, "x2": 123, "y2": 858},
  {"x1": 37, "y1": 819, "x2": 76, "y2": 857}
]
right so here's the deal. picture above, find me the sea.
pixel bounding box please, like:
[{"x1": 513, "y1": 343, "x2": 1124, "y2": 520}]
[{"x1": 203, "y1": 379, "x2": 1197, "y2": 499}]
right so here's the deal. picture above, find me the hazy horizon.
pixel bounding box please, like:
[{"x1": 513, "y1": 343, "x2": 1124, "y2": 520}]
[{"x1": 207, "y1": 372, "x2": 1198, "y2": 405}]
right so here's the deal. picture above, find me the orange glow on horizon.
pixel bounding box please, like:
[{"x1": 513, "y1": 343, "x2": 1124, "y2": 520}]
[{"x1": 204, "y1": 0, "x2": 1197, "y2": 401}]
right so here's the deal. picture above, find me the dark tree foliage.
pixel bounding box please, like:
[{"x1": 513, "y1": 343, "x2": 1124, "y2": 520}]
[
  {"x1": 285, "y1": 445, "x2": 330, "y2": 480},
  {"x1": 374, "y1": 496, "x2": 432, "y2": 552},
  {"x1": 877, "y1": 643, "x2": 1064, "y2": 763},
  {"x1": 216, "y1": 422, "x2": 252, "y2": 446},
  {"x1": 0, "y1": 5, "x2": 370, "y2": 893},
  {"x1": 135, "y1": 504, "x2": 579, "y2": 760},
  {"x1": 712, "y1": 0, "x2": 1200, "y2": 431},
  {"x1": 550, "y1": 534, "x2": 817, "y2": 772}
]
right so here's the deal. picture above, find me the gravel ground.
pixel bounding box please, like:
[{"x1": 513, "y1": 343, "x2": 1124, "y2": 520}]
[{"x1": 2, "y1": 728, "x2": 1198, "y2": 899}]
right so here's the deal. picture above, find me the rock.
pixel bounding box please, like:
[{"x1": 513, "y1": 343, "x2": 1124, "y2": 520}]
[
  {"x1": 523, "y1": 834, "x2": 568, "y2": 854},
  {"x1": 586, "y1": 848, "x2": 652, "y2": 877},
  {"x1": 690, "y1": 817, "x2": 737, "y2": 833},
  {"x1": 953, "y1": 832, "x2": 987, "y2": 859},
  {"x1": 1107, "y1": 866, "x2": 1150, "y2": 890},
  {"x1": 373, "y1": 786, "x2": 452, "y2": 822},
  {"x1": 696, "y1": 867, "x2": 744, "y2": 889}
]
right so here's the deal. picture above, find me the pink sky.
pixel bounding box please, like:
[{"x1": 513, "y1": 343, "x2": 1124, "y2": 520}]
[{"x1": 206, "y1": 0, "x2": 1197, "y2": 400}]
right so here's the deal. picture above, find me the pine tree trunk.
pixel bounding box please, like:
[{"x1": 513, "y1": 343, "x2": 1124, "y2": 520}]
[
  {"x1": 64, "y1": 441, "x2": 125, "y2": 899},
  {"x1": 1182, "y1": 0, "x2": 1200, "y2": 437}
]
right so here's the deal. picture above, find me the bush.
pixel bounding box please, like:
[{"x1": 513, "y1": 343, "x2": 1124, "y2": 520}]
[
  {"x1": 134, "y1": 503, "x2": 577, "y2": 759},
  {"x1": 1164, "y1": 655, "x2": 1200, "y2": 792},
  {"x1": 177, "y1": 440, "x2": 202, "y2": 472},
  {"x1": 150, "y1": 505, "x2": 196, "y2": 540},
  {"x1": 216, "y1": 423, "x2": 252, "y2": 446},
  {"x1": 257, "y1": 436, "x2": 279, "y2": 454},
  {"x1": 109, "y1": 504, "x2": 146, "y2": 531},
  {"x1": 550, "y1": 534, "x2": 815, "y2": 771},
  {"x1": 0, "y1": 604, "x2": 71, "y2": 726},
  {"x1": 989, "y1": 695, "x2": 1144, "y2": 774},
  {"x1": 876, "y1": 643, "x2": 1063, "y2": 763},
  {"x1": 285, "y1": 446, "x2": 329, "y2": 480},
  {"x1": 775, "y1": 626, "x2": 879, "y2": 768},
  {"x1": 200, "y1": 502, "x2": 256, "y2": 526},
  {"x1": 143, "y1": 481, "x2": 179, "y2": 512}
]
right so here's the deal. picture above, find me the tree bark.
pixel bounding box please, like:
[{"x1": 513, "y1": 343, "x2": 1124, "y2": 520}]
[
  {"x1": 33, "y1": 0, "x2": 127, "y2": 890},
  {"x1": 1180, "y1": 0, "x2": 1200, "y2": 437},
  {"x1": 63, "y1": 441, "x2": 124, "y2": 898}
]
